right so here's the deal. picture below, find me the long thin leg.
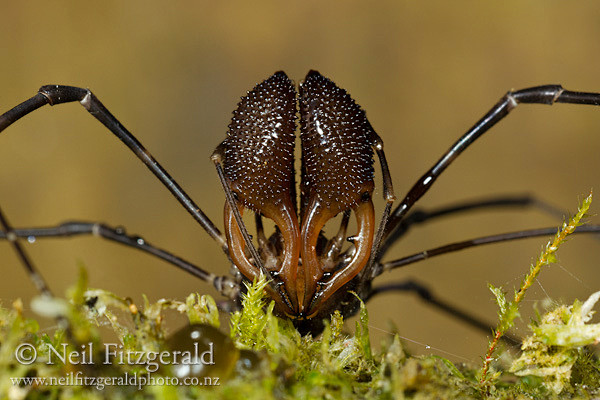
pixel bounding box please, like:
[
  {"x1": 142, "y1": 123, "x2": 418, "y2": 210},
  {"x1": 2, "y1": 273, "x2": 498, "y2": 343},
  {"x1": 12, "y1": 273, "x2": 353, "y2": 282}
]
[
  {"x1": 363, "y1": 137, "x2": 396, "y2": 279},
  {"x1": 0, "y1": 85, "x2": 227, "y2": 251},
  {"x1": 377, "y1": 194, "x2": 569, "y2": 261},
  {"x1": 0, "y1": 207, "x2": 76, "y2": 334},
  {"x1": 212, "y1": 160, "x2": 266, "y2": 274},
  {"x1": 211, "y1": 160, "x2": 291, "y2": 305},
  {"x1": 384, "y1": 86, "x2": 600, "y2": 238},
  {"x1": 0, "y1": 206, "x2": 53, "y2": 297},
  {"x1": 368, "y1": 280, "x2": 519, "y2": 345},
  {"x1": 0, "y1": 220, "x2": 240, "y2": 300},
  {"x1": 378, "y1": 224, "x2": 600, "y2": 273}
]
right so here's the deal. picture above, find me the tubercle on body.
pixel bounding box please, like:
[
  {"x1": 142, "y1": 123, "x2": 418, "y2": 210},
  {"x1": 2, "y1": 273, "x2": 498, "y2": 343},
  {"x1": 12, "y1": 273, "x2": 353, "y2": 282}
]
[{"x1": 214, "y1": 70, "x2": 381, "y2": 323}]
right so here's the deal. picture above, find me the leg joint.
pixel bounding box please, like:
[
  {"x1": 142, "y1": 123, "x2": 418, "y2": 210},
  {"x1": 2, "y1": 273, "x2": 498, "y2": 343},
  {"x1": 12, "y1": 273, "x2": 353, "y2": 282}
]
[{"x1": 38, "y1": 85, "x2": 89, "y2": 106}]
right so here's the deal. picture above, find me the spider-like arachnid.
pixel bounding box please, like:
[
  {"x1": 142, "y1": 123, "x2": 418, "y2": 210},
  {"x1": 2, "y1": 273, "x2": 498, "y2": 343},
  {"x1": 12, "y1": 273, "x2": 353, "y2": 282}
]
[{"x1": 1, "y1": 70, "x2": 600, "y2": 335}]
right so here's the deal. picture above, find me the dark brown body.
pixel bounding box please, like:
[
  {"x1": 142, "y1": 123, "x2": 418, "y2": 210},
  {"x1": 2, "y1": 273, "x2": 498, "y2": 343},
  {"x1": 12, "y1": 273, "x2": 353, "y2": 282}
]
[{"x1": 214, "y1": 71, "x2": 381, "y2": 330}]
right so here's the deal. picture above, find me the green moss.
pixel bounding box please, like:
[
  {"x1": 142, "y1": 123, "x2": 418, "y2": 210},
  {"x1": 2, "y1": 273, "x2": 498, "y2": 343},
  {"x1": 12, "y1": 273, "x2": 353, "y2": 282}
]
[
  {"x1": 1, "y1": 197, "x2": 599, "y2": 399},
  {"x1": 0, "y1": 274, "x2": 474, "y2": 399},
  {"x1": 480, "y1": 192, "x2": 595, "y2": 394},
  {"x1": 2, "y1": 273, "x2": 600, "y2": 398},
  {"x1": 510, "y1": 291, "x2": 600, "y2": 394}
]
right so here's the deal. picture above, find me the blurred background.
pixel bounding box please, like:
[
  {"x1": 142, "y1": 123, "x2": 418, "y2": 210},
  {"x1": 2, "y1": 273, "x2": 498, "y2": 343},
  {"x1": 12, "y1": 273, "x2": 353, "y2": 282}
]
[{"x1": 1, "y1": 1, "x2": 600, "y2": 362}]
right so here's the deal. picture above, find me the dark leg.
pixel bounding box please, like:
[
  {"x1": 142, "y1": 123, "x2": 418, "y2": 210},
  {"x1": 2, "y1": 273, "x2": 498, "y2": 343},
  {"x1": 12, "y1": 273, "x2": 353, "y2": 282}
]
[
  {"x1": 377, "y1": 194, "x2": 569, "y2": 261},
  {"x1": 384, "y1": 86, "x2": 600, "y2": 238},
  {"x1": 211, "y1": 158, "x2": 290, "y2": 303},
  {"x1": 378, "y1": 224, "x2": 600, "y2": 273},
  {"x1": 0, "y1": 206, "x2": 53, "y2": 297},
  {"x1": 369, "y1": 280, "x2": 519, "y2": 345},
  {"x1": 212, "y1": 158, "x2": 268, "y2": 277},
  {"x1": 364, "y1": 137, "x2": 396, "y2": 279},
  {"x1": 0, "y1": 85, "x2": 226, "y2": 252},
  {"x1": 0, "y1": 220, "x2": 240, "y2": 300},
  {"x1": 0, "y1": 207, "x2": 77, "y2": 334}
]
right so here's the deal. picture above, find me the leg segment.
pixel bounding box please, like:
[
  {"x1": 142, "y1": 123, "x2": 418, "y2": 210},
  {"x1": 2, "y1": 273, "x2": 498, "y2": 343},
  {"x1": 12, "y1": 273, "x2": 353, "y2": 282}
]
[
  {"x1": 0, "y1": 206, "x2": 53, "y2": 297},
  {"x1": 384, "y1": 86, "x2": 600, "y2": 239},
  {"x1": 0, "y1": 85, "x2": 226, "y2": 251},
  {"x1": 378, "y1": 224, "x2": 600, "y2": 273},
  {"x1": 0, "y1": 220, "x2": 240, "y2": 300},
  {"x1": 378, "y1": 194, "x2": 569, "y2": 261},
  {"x1": 363, "y1": 137, "x2": 397, "y2": 281},
  {"x1": 0, "y1": 206, "x2": 75, "y2": 333},
  {"x1": 369, "y1": 279, "x2": 519, "y2": 345}
]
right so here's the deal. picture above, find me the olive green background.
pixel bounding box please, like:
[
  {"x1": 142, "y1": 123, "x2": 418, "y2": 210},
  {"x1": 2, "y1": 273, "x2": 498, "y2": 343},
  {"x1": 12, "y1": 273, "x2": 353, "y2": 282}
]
[{"x1": 1, "y1": 2, "x2": 600, "y2": 362}]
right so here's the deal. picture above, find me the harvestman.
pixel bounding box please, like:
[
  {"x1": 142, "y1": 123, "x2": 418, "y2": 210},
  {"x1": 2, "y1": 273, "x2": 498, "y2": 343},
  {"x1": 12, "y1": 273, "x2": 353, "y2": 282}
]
[{"x1": 1, "y1": 70, "x2": 600, "y2": 335}]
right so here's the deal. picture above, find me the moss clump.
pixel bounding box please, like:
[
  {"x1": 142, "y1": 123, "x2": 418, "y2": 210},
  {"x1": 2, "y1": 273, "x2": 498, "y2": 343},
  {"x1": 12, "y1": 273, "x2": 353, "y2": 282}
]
[
  {"x1": 510, "y1": 291, "x2": 600, "y2": 394},
  {"x1": 2, "y1": 271, "x2": 600, "y2": 399},
  {"x1": 2, "y1": 196, "x2": 599, "y2": 399},
  {"x1": 0, "y1": 272, "x2": 478, "y2": 399}
]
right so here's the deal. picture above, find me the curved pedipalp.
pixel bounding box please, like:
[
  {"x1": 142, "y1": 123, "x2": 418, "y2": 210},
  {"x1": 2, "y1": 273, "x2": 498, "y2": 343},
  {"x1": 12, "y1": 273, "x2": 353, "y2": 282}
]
[
  {"x1": 298, "y1": 70, "x2": 378, "y2": 316},
  {"x1": 299, "y1": 196, "x2": 334, "y2": 312},
  {"x1": 216, "y1": 71, "x2": 300, "y2": 313},
  {"x1": 306, "y1": 199, "x2": 375, "y2": 317}
]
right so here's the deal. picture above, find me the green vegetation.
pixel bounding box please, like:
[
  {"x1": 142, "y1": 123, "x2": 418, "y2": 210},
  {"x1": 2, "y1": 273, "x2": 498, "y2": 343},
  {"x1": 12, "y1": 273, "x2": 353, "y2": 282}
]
[{"x1": 1, "y1": 194, "x2": 599, "y2": 399}]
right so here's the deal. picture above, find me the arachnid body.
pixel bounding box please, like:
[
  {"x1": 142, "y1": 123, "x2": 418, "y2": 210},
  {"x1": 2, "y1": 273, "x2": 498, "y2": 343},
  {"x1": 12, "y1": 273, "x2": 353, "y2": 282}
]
[{"x1": 1, "y1": 71, "x2": 600, "y2": 335}]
